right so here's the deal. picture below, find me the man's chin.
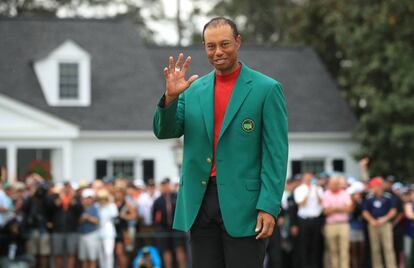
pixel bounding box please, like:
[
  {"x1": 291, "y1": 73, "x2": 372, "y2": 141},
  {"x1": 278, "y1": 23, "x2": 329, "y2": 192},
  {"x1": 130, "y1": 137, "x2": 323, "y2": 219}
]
[{"x1": 213, "y1": 64, "x2": 230, "y2": 72}]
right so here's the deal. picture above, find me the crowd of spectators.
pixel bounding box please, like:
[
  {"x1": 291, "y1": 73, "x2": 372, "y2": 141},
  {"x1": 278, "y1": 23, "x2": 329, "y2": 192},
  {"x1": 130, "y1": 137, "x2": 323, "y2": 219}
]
[
  {"x1": 268, "y1": 158, "x2": 414, "y2": 268},
  {"x1": 0, "y1": 174, "x2": 184, "y2": 268},
  {"x1": 1, "y1": 157, "x2": 414, "y2": 268}
]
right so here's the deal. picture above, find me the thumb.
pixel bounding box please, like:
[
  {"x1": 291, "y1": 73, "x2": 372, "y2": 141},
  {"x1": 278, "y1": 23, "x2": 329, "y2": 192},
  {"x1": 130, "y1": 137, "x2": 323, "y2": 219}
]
[
  {"x1": 187, "y1": 74, "x2": 199, "y2": 85},
  {"x1": 255, "y1": 214, "x2": 263, "y2": 232}
]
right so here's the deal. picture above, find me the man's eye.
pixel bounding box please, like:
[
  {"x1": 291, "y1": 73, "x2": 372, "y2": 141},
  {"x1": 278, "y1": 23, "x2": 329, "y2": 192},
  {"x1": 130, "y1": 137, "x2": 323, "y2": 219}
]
[
  {"x1": 207, "y1": 45, "x2": 215, "y2": 50},
  {"x1": 222, "y1": 43, "x2": 230, "y2": 47}
]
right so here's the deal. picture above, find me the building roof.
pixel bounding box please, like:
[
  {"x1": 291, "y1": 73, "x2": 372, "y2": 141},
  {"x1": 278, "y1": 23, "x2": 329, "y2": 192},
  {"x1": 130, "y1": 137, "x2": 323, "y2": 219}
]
[{"x1": 0, "y1": 17, "x2": 356, "y2": 132}]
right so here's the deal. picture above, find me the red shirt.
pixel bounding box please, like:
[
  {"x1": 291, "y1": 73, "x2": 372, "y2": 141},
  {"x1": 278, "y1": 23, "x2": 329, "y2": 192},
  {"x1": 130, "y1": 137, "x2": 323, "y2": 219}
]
[{"x1": 210, "y1": 64, "x2": 242, "y2": 177}]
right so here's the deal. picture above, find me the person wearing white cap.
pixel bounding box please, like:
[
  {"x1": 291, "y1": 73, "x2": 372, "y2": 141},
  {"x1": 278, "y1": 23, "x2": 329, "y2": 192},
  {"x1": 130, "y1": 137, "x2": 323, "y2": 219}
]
[{"x1": 78, "y1": 188, "x2": 100, "y2": 268}]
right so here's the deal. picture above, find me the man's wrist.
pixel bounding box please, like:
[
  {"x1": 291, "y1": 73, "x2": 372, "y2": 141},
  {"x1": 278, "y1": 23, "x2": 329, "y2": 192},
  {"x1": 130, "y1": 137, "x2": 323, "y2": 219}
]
[{"x1": 164, "y1": 93, "x2": 178, "y2": 107}]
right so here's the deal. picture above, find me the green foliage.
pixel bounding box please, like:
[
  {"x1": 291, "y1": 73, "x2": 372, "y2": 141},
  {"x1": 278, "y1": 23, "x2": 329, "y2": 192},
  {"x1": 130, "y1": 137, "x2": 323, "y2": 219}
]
[
  {"x1": 290, "y1": 0, "x2": 414, "y2": 179},
  {"x1": 210, "y1": 0, "x2": 293, "y2": 44}
]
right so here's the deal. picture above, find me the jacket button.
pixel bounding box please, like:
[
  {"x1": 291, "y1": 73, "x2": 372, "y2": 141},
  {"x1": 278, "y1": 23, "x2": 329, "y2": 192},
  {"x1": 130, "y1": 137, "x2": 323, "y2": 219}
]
[
  {"x1": 206, "y1": 157, "x2": 212, "y2": 164},
  {"x1": 201, "y1": 180, "x2": 207, "y2": 186}
]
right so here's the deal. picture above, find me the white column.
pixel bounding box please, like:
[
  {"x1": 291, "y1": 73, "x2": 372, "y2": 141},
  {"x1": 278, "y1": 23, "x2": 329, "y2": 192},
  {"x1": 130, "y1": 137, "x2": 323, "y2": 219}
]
[
  {"x1": 6, "y1": 145, "x2": 17, "y2": 183},
  {"x1": 51, "y1": 148, "x2": 63, "y2": 182},
  {"x1": 62, "y1": 143, "x2": 73, "y2": 181},
  {"x1": 325, "y1": 156, "x2": 333, "y2": 173},
  {"x1": 134, "y1": 156, "x2": 142, "y2": 181}
]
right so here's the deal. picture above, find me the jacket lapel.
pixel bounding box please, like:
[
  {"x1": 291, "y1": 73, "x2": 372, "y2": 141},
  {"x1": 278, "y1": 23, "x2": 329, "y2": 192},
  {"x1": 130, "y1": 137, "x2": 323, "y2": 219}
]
[
  {"x1": 197, "y1": 71, "x2": 215, "y2": 145},
  {"x1": 218, "y1": 64, "x2": 253, "y2": 141}
]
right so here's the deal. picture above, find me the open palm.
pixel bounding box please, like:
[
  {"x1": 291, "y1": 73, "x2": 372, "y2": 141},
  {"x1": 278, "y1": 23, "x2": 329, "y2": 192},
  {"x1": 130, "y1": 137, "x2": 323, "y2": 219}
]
[{"x1": 164, "y1": 53, "x2": 199, "y2": 103}]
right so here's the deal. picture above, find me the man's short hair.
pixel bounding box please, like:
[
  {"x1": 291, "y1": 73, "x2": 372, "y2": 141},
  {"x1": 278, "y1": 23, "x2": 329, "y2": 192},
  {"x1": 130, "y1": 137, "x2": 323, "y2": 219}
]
[{"x1": 202, "y1": 17, "x2": 239, "y2": 43}]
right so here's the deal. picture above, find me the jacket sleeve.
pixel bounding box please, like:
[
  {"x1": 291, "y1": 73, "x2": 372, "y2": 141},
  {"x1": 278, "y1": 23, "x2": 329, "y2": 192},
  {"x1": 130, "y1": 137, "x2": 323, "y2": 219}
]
[
  {"x1": 256, "y1": 82, "x2": 288, "y2": 219},
  {"x1": 153, "y1": 93, "x2": 185, "y2": 139}
]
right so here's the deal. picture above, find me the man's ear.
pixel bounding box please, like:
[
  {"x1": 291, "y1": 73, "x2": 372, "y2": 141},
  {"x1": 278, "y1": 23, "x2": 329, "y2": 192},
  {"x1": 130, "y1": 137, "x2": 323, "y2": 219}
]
[{"x1": 236, "y1": 35, "x2": 242, "y2": 49}]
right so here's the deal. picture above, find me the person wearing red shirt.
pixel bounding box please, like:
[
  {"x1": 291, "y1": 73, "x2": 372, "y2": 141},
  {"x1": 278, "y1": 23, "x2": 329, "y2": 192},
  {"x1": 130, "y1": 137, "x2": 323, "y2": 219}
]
[{"x1": 153, "y1": 17, "x2": 288, "y2": 268}]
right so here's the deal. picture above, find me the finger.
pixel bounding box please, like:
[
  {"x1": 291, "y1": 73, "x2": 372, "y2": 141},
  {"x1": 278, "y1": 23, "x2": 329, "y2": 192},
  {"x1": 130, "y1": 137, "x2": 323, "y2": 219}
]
[
  {"x1": 168, "y1": 56, "x2": 174, "y2": 71},
  {"x1": 181, "y1": 56, "x2": 192, "y2": 73},
  {"x1": 187, "y1": 74, "x2": 199, "y2": 85},
  {"x1": 175, "y1": 53, "x2": 184, "y2": 70},
  {"x1": 255, "y1": 215, "x2": 263, "y2": 234},
  {"x1": 266, "y1": 224, "x2": 275, "y2": 237},
  {"x1": 256, "y1": 223, "x2": 268, "y2": 239},
  {"x1": 163, "y1": 67, "x2": 169, "y2": 79}
]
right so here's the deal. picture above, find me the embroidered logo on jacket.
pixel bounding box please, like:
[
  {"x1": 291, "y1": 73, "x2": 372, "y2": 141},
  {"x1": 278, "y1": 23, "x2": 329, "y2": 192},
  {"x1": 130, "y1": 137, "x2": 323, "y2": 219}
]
[{"x1": 241, "y1": 119, "x2": 255, "y2": 132}]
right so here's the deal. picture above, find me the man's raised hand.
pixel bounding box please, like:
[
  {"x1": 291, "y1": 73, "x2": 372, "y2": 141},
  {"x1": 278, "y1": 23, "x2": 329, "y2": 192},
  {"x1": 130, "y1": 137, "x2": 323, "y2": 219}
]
[{"x1": 164, "y1": 53, "x2": 199, "y2": 106}]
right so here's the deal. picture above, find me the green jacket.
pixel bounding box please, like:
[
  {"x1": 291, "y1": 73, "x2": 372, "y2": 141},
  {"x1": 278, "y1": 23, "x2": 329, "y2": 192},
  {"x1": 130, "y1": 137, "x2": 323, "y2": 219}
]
[{"x1": 153, "y1": 64, "x2": 288, "y2": 237}]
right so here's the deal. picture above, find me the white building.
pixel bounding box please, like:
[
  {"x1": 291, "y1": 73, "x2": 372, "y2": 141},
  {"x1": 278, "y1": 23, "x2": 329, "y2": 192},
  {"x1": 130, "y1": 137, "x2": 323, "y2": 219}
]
[{"x1": 0, "y1": 17, "x2": 358, "y2": 184}]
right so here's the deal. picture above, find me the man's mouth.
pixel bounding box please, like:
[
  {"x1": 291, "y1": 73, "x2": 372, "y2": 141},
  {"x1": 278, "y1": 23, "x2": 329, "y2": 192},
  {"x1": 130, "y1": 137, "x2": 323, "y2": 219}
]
[{"x1": 214, "y1": 58, "x2": 227, "y2": 65}]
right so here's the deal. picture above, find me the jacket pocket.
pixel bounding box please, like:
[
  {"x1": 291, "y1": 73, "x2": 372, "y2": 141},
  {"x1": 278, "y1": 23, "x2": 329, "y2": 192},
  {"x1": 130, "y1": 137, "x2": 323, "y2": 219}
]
[{"x1": 245, "y1": 179, "x2": 261, "y2": 191}]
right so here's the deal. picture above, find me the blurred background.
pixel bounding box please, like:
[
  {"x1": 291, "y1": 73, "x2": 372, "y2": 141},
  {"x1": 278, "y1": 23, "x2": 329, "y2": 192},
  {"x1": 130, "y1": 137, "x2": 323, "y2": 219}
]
[{"x1": 0, "y1": 0, "x2": 413, "y2": 268}]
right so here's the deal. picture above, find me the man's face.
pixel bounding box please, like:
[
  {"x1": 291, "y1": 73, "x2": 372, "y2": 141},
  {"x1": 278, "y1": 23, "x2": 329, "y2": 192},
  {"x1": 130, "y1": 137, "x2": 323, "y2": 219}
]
[
  {"x1": 373, "y1": 185, "x2": 384, "y2": 196},
  {"x1": 82, "y1": 196, "x2": 93, "y2": 206},
  {"x1": 160, "y1": 183, "x2": 171, "y2": 194},
  {"x1": 203, "y1": 24, "x2": 241, "y2": 75}
]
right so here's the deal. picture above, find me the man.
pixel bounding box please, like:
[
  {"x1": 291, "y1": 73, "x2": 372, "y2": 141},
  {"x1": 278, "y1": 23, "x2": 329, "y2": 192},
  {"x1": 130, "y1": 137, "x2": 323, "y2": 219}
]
[
  {"x1": 362, "y1": 177, "x2": 397, "y2": 268},
  {"x1": 385, "y1": 177, "x2": 405, "y2": 266},
  {"x1": 278, "y1": 178, "x2": 300, "y2": 268},
  {"x1": 153, "y1": 17, "x2": 288, "y2": 267},
  {"x1": 293, "y1": 172, "x2": 324, "y2": 268},
  {"x1": 24, "y1": 179, "x2": 51, "y2": 268},
  {"x1": 322, "y1": 176, "x2": 352, "y2": 268},
  {"x1": 152, "y1": 178, "x2": 186, "y2": 268},
  {"x1": 50, "y1": 182, "x2": 82, "y2": 268},
  {"x1": 78, "y1": 188, "x2": 100, "y2": 268},
  {"x1": 0, "y1": 184, "x2": 13, "y2": 229}
]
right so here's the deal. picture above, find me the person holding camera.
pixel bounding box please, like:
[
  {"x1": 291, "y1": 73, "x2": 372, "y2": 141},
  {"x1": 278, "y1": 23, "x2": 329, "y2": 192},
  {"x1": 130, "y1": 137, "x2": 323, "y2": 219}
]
[{"x1": 132, "y1": 246, "x2": 161, "y2": 268}]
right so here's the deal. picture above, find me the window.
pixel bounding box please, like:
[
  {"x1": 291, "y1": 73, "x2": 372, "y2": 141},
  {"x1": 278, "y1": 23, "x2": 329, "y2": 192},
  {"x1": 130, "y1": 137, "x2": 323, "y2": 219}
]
[
  {"x1": 142, "y1": 159, "x2": 154, "y2": 184},
  {"x1": 95, "y1": 160, "x2": 107, "y2": 179},
  {"x1": 95, "y1": 159, "x2": 135, "y2": 180},
  {"x1": 332, "y1": 159, "x2": 345, "y2": 172},
  {"x1": 113, "y1": 160, "x2": 134, "y2": 179},
  {"x1": 59, "y1": 63, "x2": 79, "y2": 99},
  {"x1": 301, "y1": 160, "x2": 325, "y2": 174},
  {"x1": 291, "y1": 159, "x2": 325, "y2": 177}
]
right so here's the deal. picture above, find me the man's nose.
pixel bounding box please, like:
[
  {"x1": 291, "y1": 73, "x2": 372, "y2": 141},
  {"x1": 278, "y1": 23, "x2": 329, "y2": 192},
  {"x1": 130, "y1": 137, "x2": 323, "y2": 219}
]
[{"x1": 215, "y1": 47, "x2": 224, "y2": 57}]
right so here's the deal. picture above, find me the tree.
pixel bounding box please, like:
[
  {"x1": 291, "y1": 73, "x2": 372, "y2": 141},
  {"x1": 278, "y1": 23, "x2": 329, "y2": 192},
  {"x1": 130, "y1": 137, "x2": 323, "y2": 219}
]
[
  {"x1": 0, "y1": 0, "x2": 164, "y2": 44},
  {"x1": 287, "y1": 0, "x2": 414, "y2": 179},
  {"x1": 209, "y1": 0, "x2": 293, "y2": 44}
]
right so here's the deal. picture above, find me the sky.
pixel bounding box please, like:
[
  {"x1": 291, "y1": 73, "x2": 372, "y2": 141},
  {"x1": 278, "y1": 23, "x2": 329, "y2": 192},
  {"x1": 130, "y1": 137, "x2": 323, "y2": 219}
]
[{"x1": 148, "y1": 0, "x2": 213, "y2": 45}]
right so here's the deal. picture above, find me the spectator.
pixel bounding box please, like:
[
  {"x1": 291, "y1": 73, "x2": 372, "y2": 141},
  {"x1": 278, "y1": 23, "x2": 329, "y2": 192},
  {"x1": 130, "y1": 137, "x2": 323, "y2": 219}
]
[
  {"x1": 113, "y1": 186, "x2": 137, "y2": 268},
  {"x1": 387, "y1": 180, "x2": 406, "y2": 266},
  {"x1": 362, "y1": 177, "x2": 397, "y2": 268},
  {"x1": 137, "y1": 179, "x2": 160, "y2": 227},
  {"x1": 133, "y1": 246, "x2": 162, "y2": 268},
  {"x1": 137, "y1": 179, "x2": 160, "y2": 248},
  {"x1": 277, "y1": 178, "x2": 300, "y2": 268},
  {"x1": 49, "y1": 182, "x2": 82, "y2": 268},
  {"x1": 322, "y1": 176, "x2": 352, "y2": 268},
  {"x1": 293, "y1": 172, "x2": 324, "y2": 268},
  {"x1": 78, "y1": 188, "x2": 100, "y2": 268},
  {"x1": 24, "y1": 179, "x2": 51, "y2": 268},
  {"x1": 0, "y1": 217, "x2": 35, "y2": 267},
  {"x1": 404, "y1": 190, "x2": 414, "y2": 268},
  {"x1": 96, "y1": 188, "x2": 118, "y2": 268},
  {"x1": 152, "y1": 178, "x2": 186, "y2": 268},
  {"x1": 347, "y1": 181, "x2": 366, "y2": 268},
  {"x1": 0, "y1": 183, "x2": 13, "y2": 228}
]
